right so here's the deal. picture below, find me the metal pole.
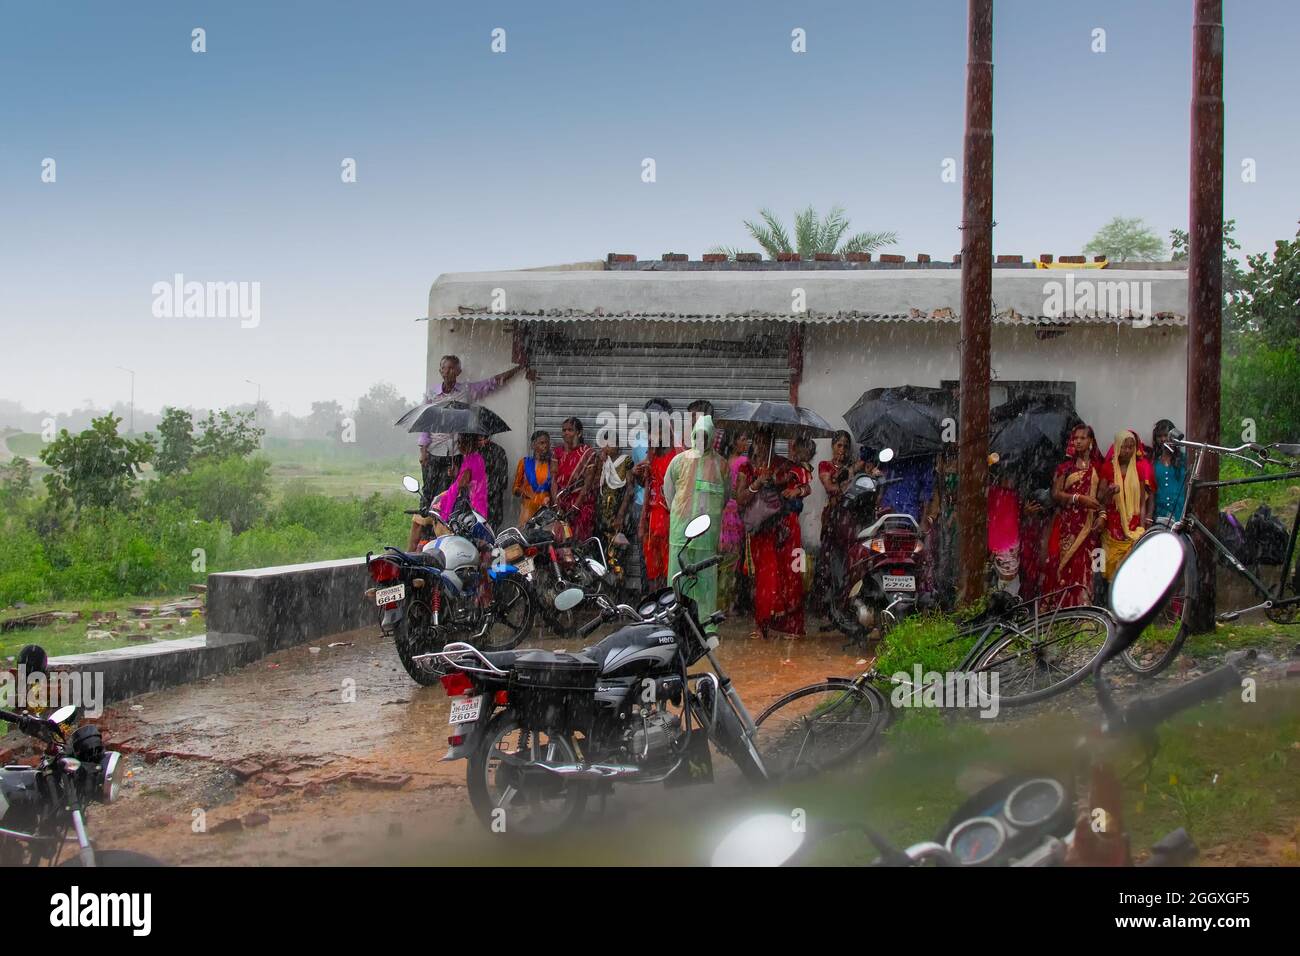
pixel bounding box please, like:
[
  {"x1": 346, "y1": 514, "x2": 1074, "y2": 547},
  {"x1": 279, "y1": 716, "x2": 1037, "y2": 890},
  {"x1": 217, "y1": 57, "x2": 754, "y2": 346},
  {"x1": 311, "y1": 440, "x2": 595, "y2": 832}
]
[
  {"x1": 957, "y1": 0, "x2": 994, "y2": 605},
  {"x1": 1186, "y1": 0, "x2": 1223, "y2": 632}
]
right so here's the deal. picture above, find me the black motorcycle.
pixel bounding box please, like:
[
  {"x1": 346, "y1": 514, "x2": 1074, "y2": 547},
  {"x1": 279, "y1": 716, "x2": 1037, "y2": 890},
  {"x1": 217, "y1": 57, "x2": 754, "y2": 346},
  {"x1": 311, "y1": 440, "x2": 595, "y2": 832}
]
[
  {"x1": 429, "y1": 514, "x2": 767, "y2": 835},
  {"x1": 1, "y1": 698, "x2": 156, "y2": 866}
]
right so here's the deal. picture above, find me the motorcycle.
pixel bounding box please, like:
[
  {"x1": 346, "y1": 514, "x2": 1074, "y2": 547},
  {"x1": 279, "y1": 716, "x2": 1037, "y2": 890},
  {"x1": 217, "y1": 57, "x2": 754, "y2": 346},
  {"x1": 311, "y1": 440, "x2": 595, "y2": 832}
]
[
  {"x1": 1, "y1": 694, "x2": 156, "y2": 867},
  {"x1": 365, "y1": 476, "x2": 533, "y2": 686},
  {"x1": 713, "y1": 528, "x2": 1240, "y2": 867},
  {"x1": 827, "y1": 449, "x2": 923, "y2": 644},
  {"x1": 428, "y1": 514, "x2": 768, "y2": 836},
  {"x1": 493, "y1": 493, "x2": 617, "y2": 636}
]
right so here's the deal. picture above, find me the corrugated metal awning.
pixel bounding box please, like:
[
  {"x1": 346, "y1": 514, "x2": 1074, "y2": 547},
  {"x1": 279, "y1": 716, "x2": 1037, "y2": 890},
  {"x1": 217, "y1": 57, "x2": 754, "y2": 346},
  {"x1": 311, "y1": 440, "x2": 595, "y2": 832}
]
[{"x1": 424, "y1": 268, "x2": 1188, "y2": 327}]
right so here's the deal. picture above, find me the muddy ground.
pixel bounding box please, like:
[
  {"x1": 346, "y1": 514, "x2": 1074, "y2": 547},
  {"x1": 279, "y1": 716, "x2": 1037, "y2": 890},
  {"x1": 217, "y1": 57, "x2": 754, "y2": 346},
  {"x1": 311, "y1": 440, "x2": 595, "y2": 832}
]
[{"x1": 4, "y1": 621, "x2": 1296, "y2": 866}]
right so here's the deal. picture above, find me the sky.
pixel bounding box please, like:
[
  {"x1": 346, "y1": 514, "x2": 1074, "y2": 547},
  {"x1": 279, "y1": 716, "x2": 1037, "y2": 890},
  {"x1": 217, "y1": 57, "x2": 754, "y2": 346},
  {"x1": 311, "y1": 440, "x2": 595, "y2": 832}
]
[{"x1": 2, "y1": 0, "x2": 1297, "y2": 419}]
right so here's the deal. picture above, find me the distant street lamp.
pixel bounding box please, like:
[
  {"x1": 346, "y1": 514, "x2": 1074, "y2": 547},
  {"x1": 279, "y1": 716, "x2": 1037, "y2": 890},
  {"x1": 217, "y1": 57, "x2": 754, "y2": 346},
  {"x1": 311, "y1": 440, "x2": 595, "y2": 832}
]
[{"x1": 115, "y1": 366, "x2": 136, "y2": 434}]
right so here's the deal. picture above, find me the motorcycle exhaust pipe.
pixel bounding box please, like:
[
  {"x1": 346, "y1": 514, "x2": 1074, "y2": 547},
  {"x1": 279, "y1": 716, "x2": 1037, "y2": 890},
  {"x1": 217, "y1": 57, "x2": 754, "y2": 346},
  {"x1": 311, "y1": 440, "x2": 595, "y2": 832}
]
[{"x1": 535, "y1": 762, "x2": 641, "y2": 781}]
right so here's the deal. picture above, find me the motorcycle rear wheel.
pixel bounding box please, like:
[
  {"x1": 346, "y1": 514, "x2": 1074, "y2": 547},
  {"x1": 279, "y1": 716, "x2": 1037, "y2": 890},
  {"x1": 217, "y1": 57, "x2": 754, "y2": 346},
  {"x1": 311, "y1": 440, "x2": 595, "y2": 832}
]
[
  {"x1": 394, "y1": 600, "x2": 443, "y2": 686},
  {"x1": 467, "y1": 712, "x2": 587, "y2": 836}
]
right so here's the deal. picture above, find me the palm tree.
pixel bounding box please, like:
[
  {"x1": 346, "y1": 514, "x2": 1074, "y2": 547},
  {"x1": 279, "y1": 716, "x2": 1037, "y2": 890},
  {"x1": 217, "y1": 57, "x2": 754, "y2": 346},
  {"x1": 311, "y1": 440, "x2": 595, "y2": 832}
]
[{"x1": 711, "y1": 205, "x2": 899, "y2": 260}]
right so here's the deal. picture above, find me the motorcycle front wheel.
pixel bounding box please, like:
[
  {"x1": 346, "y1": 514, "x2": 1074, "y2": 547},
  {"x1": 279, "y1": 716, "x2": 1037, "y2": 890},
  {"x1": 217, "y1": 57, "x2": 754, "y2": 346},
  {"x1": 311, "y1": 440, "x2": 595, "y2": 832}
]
[
  {"x1": 467, "y1": 712, "x2": 586, "y2": 836},
  {"x1": 478, "y1": 575, "x2": 534, "y2": 651}
]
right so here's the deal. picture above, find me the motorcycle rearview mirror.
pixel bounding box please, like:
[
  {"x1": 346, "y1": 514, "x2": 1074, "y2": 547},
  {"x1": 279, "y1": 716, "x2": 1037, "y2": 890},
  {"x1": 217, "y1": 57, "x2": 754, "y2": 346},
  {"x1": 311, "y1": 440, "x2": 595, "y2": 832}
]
[
  {"x1": 554, "y1": 588, "x2": 585, "y2": 613},
  {"x1": 711, "y1": 813, "x2": 808, "y2": 867},
  {"x1": 878, "y1": 448, "x2": 895, "y2": 464},
  {"x1": 684, "y1": 514, "x2": 711, "y2": 541},
  {"x1": 1104, "y1": 530, "x2": 1187, "y2": 659},
  {"x1": 48, "y1": 704, "x2": 78, "y2": 727},
  {"x1": 402, "y1": 475, "x2": 420, "y2": 494}
]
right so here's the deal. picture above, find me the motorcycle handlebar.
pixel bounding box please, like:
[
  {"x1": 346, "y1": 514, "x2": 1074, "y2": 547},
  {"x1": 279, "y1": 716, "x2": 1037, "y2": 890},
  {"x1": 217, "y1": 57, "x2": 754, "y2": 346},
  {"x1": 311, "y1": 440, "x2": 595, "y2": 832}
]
[
  {"x1": 0, "y1": 709, "x2": 45, "y2": 738},
  {"x1": 683, "y1": 554, "x2": 724, "y2": 576},
  {"x1": 1120, "y1": 664, "x2": 1241, "y2": 734},
  {"x1": 578, "y1": 616, "x2": 603, "y2": 638}
]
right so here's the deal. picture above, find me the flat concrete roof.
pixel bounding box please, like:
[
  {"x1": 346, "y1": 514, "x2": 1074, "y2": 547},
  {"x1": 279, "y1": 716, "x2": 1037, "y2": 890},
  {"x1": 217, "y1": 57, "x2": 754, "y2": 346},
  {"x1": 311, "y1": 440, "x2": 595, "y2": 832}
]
[{"x1": 427, "y1": 267, "x2": 1188, "y2": 326}]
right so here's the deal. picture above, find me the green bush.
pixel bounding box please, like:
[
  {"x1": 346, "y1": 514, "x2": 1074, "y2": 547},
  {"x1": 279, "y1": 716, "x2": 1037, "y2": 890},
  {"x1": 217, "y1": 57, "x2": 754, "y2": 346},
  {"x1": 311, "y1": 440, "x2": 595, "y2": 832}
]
[{"x1": 148, "y1": 455, "x2": 272, "y2": 534}]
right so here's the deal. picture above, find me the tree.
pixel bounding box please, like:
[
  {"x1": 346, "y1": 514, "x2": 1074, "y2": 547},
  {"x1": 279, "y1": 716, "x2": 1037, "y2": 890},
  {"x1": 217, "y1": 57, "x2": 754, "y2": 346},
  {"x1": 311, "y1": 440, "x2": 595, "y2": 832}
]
[
  {"x1": 39, "y1": 414, "x2": 153, "y2": 511},
  {"x1": 0, "y1": 456, "x2": 33, "y2": 504},
  {"x1": 1084, "y1": 216, "x2": 1164, "y2": 262},
  {"x1": 308, "y1": 400, "x2": 346, "y2": 441},
  {"x1": 154, "y1": 407, "x2": 195, "y2": 476},
  {"x1": 353, "y1": 383, "x2": 411, "y2": 459},
  {"x1": 711, "y1": 205, "x2": 899, "y2": 260},
  {"x1": 1169, "y1": 219, "x2": 1249, "y2": 344},
  {"x1": 1238, "y1": 224, "x2": 1300, "y2": 349},
  {"x1": 193, "y1": 409, "x2": 264, "y2": 462}
]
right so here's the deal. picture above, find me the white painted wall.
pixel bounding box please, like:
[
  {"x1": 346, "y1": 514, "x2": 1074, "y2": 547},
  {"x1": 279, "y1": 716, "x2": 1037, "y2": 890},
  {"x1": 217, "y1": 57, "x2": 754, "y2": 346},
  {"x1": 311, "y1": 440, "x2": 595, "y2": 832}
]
[{"x1": 427, "y1": 315, "x2": 1187, "y2": 542}]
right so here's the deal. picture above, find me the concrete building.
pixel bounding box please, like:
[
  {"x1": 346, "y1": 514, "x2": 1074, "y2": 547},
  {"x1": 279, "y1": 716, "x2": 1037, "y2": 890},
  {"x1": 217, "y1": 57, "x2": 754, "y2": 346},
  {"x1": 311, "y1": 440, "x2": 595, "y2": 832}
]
[{"x1": 421, "y1": 255, "x2": 1188, "y2": 540}]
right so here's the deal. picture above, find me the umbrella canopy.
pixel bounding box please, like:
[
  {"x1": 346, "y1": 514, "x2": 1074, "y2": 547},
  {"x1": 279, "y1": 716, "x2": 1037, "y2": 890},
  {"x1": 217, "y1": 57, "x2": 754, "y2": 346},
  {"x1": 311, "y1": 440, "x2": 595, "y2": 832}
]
[
  {"x1": 989, "y1": 395, "x2": 1080, "y2": 482},
  {"x1": 843, "y1": 386, "x2": 954, "y2": 459},
  {"x1": 714, "y1": 400, "x2": 839, "y2": 440},
  {"x1": 394, "y1": 400, "x2": 511, "y2": 437}
]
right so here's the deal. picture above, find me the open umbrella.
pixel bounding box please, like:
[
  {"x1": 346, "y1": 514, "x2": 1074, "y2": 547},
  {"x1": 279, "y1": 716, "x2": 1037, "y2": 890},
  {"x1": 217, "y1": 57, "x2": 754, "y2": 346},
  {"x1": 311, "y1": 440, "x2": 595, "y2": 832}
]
[
  {"x1": 714, "y1": 400, "x2": 839, "y2": 440},
  {"x1": 989, "y1": 395, "x2": 1079, "y2": 482},
  {"x1": 842, "y1": 386, "x2": 953, "y2": 459},
  {"x1": 394, "y1": 400, "x2": 511, "y2": 437}
]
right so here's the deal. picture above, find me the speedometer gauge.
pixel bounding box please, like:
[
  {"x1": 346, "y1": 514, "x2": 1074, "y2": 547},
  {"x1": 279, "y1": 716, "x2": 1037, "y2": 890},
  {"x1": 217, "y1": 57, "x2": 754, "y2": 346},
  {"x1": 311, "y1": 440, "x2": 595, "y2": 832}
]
[
  {"x1": 1004, "y1": 778, "x2": 1066, "y2": 829},
  {"x1": 945, "y1": 816, "x2": 1006, "y2": 866}
]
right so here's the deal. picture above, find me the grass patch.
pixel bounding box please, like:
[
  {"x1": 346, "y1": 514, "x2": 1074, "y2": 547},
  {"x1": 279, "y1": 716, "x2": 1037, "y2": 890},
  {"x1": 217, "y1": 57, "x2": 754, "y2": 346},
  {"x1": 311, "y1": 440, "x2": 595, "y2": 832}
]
[{"x1": 0, "y1": 594, "x2": 200, "y2": 659}]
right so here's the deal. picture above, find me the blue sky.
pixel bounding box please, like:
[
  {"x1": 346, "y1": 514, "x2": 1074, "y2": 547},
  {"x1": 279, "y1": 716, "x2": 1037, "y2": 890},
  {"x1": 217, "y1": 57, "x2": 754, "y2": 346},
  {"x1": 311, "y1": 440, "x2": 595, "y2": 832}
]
[{"x1": 2, "y1": 0, "x2": 1297, "y2": 416}]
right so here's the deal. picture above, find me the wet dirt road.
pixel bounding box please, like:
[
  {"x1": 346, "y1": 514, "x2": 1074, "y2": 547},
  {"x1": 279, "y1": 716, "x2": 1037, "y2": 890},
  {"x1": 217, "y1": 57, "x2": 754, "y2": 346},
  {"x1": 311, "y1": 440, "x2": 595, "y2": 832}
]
[{"x1": 76, "y1": 623, "x2": 867, "y2": 865}]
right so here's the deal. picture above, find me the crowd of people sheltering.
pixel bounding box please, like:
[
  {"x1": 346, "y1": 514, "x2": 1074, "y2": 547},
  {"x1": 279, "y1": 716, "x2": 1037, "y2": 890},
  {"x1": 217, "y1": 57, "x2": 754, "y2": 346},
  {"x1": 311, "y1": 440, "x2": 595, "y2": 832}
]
[{"x1": 406, "y1": 355, "x2": 1193, "y2": 641}]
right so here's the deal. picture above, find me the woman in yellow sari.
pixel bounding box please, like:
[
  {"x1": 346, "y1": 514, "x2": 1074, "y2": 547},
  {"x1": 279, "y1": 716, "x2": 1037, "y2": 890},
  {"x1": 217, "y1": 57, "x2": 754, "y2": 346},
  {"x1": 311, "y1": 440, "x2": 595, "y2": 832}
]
[{"x1": 1099, "y1": 429, "x2": 1154, "y2": 579}]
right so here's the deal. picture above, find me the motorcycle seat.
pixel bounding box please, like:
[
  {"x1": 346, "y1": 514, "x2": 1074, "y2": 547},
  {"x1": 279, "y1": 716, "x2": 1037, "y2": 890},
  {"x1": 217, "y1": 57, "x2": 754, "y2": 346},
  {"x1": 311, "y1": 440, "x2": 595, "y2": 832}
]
[
  {"x1": 580, "y1": 624, "x2": 676, "y2": 666},
  {"x1": 481, "y1": 648, "x2": 597, "y2": 671},
  {"x1": 404, "y1": 550, "x2": 445, "y2": 569}
]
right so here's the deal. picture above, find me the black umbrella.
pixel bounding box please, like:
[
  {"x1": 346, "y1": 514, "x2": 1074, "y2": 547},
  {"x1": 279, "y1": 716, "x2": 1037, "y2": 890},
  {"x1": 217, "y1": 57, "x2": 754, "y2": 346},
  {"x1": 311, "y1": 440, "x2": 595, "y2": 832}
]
[
  {"x1": 989, "y1": 396, "x2": 1080, "y2": 482},
  {"x1": 714, "y1": 400, "x2": 839, "y2": 440},
  {"x1": 394, "y1": 400, "x2": 511, "y2": 437},
  {"x1": 843, "y1": 386, "x2": 954, "y2": 459}
]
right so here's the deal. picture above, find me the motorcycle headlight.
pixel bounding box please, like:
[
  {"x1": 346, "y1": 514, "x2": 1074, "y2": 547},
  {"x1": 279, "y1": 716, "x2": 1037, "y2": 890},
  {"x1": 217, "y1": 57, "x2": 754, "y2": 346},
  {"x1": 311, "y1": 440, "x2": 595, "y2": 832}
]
[
  {"x1": 70, "y1": 723, "x2": 104, "y2": 763},
  {"x1": 99, "y1": 751, "x2": 124, "y2": 804}
]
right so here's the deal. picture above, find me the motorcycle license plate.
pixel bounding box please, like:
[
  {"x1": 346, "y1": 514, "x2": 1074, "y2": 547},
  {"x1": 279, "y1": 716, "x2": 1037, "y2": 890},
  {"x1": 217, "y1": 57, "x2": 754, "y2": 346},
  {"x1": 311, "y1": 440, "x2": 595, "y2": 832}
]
[
  {"x1": 375, "y1": 584, "x2": 405, "y2": 605},
  {"x1": 448, "y1": 695, "x2": 483, "y2": 725},
  {"x1": 516, "y1": 557, "x2": 535, "y2": 575},
  {"x1": 882, "y1": 574, "x2": 915, "y2": 592}
]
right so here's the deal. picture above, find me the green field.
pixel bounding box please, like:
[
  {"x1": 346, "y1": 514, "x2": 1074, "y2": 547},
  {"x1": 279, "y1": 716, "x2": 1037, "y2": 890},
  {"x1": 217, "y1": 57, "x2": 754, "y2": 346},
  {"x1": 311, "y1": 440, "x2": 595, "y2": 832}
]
[{"x1": 1, "y1": 594, "x2": 200, "y2": 660}]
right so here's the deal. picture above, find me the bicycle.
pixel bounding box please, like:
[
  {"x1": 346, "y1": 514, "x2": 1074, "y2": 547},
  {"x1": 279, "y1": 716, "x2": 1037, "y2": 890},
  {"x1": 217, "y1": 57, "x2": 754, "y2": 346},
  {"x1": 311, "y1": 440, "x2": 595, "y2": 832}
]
[
  {"x1": 1121, "y1": 436, "x2": 1300, "y2": 677},
  {"x1": 751, "y1": 591, "x2": 1114, "y2": 778}
]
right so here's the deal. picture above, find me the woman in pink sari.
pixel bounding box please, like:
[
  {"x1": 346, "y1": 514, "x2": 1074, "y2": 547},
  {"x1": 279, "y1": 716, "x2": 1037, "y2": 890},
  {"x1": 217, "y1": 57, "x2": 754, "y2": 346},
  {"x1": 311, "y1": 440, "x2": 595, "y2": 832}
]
[{"x1": 1045, "y1": 424, "x2": 1104, "y2": 607}]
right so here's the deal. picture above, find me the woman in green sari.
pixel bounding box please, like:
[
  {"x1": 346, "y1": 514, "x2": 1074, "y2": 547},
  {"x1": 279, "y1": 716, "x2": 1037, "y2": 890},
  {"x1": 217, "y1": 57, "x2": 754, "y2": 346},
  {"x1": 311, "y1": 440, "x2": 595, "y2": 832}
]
[{"x1": 664, "y1": 415, "x2": 730, "y2": 636}]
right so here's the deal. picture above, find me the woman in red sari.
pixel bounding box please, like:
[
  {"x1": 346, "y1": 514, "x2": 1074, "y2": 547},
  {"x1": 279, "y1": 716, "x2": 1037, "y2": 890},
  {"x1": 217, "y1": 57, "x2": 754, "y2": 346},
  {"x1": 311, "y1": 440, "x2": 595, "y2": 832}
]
[
  {"x1": 553, "y1": 416, "x2": 598, "y2": 542},
  {"x1": 735, "y1": 428, "x2": 805, "y2": 640},
  {"x1": 1045, "y1": 424, "x2": 1105, "y2": 607}
]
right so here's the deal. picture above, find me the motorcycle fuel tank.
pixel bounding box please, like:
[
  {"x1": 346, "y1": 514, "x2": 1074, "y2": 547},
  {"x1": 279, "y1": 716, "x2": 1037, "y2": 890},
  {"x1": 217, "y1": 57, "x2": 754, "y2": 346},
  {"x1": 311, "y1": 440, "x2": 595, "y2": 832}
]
[{"x1": 424, "y1": 534, "x2": 479, "y2": 572}]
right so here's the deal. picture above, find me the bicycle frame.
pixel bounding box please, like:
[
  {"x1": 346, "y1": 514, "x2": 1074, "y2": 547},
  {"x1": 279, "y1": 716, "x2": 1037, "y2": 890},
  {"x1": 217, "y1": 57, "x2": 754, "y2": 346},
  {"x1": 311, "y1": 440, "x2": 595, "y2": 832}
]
[{"x1": 1170, "y1": 440, "x2": 1300, "y2": 613}]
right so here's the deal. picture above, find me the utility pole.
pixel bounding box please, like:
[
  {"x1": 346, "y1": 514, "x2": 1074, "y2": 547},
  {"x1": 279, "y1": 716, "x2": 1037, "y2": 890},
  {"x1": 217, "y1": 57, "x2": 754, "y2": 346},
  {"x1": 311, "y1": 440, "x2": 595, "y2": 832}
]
[
  {"x1": 957, "y1": 0, "x2": 994, "y2": 605},
  {"x1": 115, "y1": 366, "x2": 136, "y2": 434},
  {"x1": 1185, "y1": 0, "x2": 1224, "y2": 632}
]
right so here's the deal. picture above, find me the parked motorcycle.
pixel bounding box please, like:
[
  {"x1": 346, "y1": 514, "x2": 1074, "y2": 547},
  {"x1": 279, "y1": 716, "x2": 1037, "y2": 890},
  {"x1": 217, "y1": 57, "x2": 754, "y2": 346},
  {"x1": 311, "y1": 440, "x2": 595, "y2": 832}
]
[
  {"x1": 713, "y1": 529, "x2": 1240, "y2": 867},
  {"x1": 428, "y1": 514, "x2": 768, "y2": 835},
  {"x1": 493, "y1": 494, "x2": 617, "y2": 636},
  {"x1": 366, "y1": 477, "x2": 532, "y2": 686},
  {"x1": 1, "y1": 695, "x2": 156, "y2": 867},
  {"x1": 827, "y1": 449, "x2": 923, "y2": 644}
]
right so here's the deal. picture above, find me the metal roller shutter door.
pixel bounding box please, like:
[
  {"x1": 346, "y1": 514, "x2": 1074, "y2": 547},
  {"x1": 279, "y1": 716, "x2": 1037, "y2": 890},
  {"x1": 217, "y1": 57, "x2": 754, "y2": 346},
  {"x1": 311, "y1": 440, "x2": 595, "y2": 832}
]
[
  {"x1": 528, "y1": 328, "x2": 791, "y2": 441},
  {"x1": 528, "y1": 325, "x2": 790, "y2": 590}
]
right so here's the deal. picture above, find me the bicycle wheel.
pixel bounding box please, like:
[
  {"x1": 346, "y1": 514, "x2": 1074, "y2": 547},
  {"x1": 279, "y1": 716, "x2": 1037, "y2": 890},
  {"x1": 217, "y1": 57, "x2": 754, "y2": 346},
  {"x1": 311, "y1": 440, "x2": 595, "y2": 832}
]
[
  {"x1": 1120, "y1": 540, "x2": 1193, "y2": 676},
  {"x1": 971, "y1": 607, "x2": 1113, "y2": 706},
  {"x1": 753, "y1": 680, "x2": 889, "y2": 779}
]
